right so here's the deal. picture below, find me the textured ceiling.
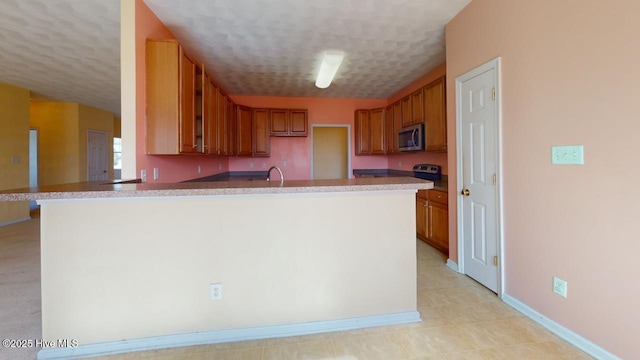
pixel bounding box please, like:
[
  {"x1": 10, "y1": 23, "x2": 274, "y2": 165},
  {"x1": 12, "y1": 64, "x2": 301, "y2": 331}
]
[
  {"x1": 0, "y1": 0, "x2": 120, "y2": 115},
  {"x1": 0, "y1": 0, "x2": 470, "y2": 117},
  {"x1": 145, "y1": 0, "x2": 471, "y2": 99}
]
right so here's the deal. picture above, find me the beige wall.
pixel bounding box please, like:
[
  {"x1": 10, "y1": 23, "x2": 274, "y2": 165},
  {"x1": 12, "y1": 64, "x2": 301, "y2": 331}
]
[
  {"x1": 0, "y1": 82, "x2": 30, "y2": 224},
  {"x1": 41, "y1": 192, "x2": 417, "y2": 344},
  {"x1": 446, "y1": 0, "x2": 640, "y2": 357},
  {"x1": 30, "y1": 102, "x2": 115, "y2": 185},
  {"x1": 30, "y1": 102, "x2": 81, "y2": 186},
  {"x1": 78, "y1": 104, "x2": 115, "y2": 181}
]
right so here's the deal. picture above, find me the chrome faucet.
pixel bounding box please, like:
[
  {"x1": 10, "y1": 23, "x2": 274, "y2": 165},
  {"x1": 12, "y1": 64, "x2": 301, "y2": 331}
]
[{"x1": 266, "y1": 166, "x2": 284, "y2": 185}]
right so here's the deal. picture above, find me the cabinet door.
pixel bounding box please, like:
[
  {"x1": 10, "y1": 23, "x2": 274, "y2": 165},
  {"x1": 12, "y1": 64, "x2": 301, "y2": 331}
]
[
  {"x1": 429, "y1": 201, "x2": 449, "y2": 255},
  {"x1": 226, "y1": 98, "x2": 236, "y2": 155},
  {"x1": 424, "y1": 76, "x2": 447, "y2": 152},
  {"x1": 385, "y1": 105, "x2": 394, "y2": 154},
  {"x1": 369, "y1": 108, "x2": 386, "y2": 155},
  {"x1": 252, "y1": 109, "x2": 270, "y2": 156},
  {"x1": 214, "y1": 89, "x2": 226, "y2": 155},
  {"x1": 289, "y1": 109, "x2": 308, "y2": 136},
  {"x1": 146, "y1": 40, "x2": 180, "y2": 154},
  {"x1": 416, "y1": 197, "x2": 428, "y2": 240},
  {"x1": 270, "y1": 109, "x2": 288, "y2": 135},
  {"x1": 203, "y1": 76, "x2": 216, "y2": 155},
  {"x1": 393, "y1": 102, "x2": 402, "y2": 153},
  {"x1": 236, "y1": 106, "x2": 252, "y2": 156},
  {"x1": 179, "y1": 50, "x2": 197, "y2": 153},
  {"x1": 354, "y1": 110, "x2": 370, "y2": 155},
  {"x1": 401, "y1": 96, "x2": 412, "y2": 128},
  {"x1": 411, "y1": 88, "x2": 424, "y2": 125}
]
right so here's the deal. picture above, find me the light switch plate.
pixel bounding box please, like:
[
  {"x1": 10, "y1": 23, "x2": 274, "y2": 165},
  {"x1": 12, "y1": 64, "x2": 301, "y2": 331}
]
[{"x1": 552, "y1": 145, "x2": 584, "y2": 165}]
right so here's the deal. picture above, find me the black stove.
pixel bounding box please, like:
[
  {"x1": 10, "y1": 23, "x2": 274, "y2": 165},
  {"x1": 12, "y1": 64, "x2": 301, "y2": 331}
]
[{"x1": 413, "y1": 164, "x2": 441, "y2": 181}]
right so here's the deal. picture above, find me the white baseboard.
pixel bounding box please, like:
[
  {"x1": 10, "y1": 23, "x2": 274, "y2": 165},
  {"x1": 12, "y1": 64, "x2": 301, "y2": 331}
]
[
  {"x1": 502, "y1": 294, "x2": 620, "y2": 360},
  {"x1": 38, "y1": 311, "x2": 421, "y2": 360},
  {"x1": 0, "y1": 216, "x2": 30, "y2": 227},
  {"x1": 446, "y1": 259, "x2": 458, "y2": 272}
]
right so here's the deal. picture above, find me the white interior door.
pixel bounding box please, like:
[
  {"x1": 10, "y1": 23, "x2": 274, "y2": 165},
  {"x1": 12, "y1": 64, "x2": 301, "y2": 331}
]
[
  {"x1": 88, "y1": 130, "x2": 109, "y2": 181},
  {"x1": 457, "y1": 60, "x2": 501, "y2": 293}
]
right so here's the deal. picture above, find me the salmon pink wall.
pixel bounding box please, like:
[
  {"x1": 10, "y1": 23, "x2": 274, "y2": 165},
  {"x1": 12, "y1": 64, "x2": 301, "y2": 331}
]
[
  {"x1": 387, "y1": 64, "x2": 448, "y2": 174},
  {"x1": 228, "y1": 96, "x2": 387, "y2": 180},
  {"x1": 135, "y1": 0, "x2": 228, "y2": 183},
  {"x1": 447, "y1": 0, "x2": 640, "y2": 357}
]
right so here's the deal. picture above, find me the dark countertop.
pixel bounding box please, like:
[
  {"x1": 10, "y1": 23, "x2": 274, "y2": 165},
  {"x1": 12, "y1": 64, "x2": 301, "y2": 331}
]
[
  {"x1": 184, "y1": 171, "x2": 269, "y2": 182},
  {"x1": 353, "y1": 169, "x2": 448, "y2": 192}
]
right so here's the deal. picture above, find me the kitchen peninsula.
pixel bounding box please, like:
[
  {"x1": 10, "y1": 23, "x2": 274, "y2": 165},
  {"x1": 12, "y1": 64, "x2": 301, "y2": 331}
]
[{"x1": 1, "y1": 177, "x2": 432, "y2": 359}]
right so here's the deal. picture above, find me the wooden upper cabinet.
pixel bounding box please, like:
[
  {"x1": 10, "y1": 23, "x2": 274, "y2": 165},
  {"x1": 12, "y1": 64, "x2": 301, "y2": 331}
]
[
  {"x1": 385, "y1": 105, "x2": 394, "y2": 154},
  {"x1": 270, "y1": 109, "x2": 308, "y2": 136},
  {"x1": 401, "y1": 96, "x2": 412, "y2": 128},
  {"x1": 410, "y1": 88, "x2": 424, "y2": 125},
  {"x1": 289, "y1": 110, "x2": 308, "y2": 136},
  {"x1": 252, "y1": 109, "x2": 270, "y2": 156},
  {"x1": 146, "y1": 39, "x2": 203, "y2": 155},
  {"x1": 424, "y1": 76, "x2": 447, "y2": 152},
  {"x1": 214, "y1": 88, "x2": 227, "y2": 155},
  {"x1": 369, "y1": 108, "x2": 386, "y2": 155},
  {"x1": 202, "y1": 75, "x2": 216, "y2": 155},
  {"x1": 392, "y1": 102, "x2": 402, "y2": 152},
  {"x1": 354, "y1": 110, "x2": 370, "y2": 156},
  {"x1": 269, "y1": 109, "x2": 288, "y2": 135},
  {"x1": 226, "y1": 97, "x2": 236, "y2": 155},
  {"x1": 236, "y1": 105, "x2": 252, "y2": 156}
]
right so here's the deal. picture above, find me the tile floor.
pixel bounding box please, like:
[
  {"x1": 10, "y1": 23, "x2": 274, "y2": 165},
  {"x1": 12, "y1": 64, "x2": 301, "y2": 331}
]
[{"x1": 0, "y1": 211, "x2": 591, "y2": 360}]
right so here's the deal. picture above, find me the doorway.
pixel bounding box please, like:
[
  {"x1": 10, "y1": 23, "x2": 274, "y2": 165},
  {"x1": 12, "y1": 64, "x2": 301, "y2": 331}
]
[
  {"x1": 29, "y1": 129, "x2": 38, "y2": 210},
  {"x1": 455, "y1": 58, "x2": 504, "y2": 295},
  {"x1": 311, "y1": 126, "x2": 350, "y2": 179},
  {"x1": 87, "y1": 130, "x2": 109, "y2": 181}
]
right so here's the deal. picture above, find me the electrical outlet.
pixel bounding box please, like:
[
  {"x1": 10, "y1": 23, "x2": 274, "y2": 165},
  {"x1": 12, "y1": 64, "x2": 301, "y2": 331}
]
[
  {"x1": 552, "y1": 145, "x2": 584, "y2": 165},
  {"x1": 198, "y1": 165, "x2": 201, "y2": 174},
  {"x1": 210, "y1": 283, "x2": 222, "y2": 300},
  {"x1": 249, "y1": 162, "x2": 254, "y2": 169},
  {"x1": 218, "y1": 163, "x2": 222, "y2": 170},
  {"x1": 140, "y1": 169, "x2": 147, "y2": 182},
  {"x1": 283, "y1": 161, "x2": 287, "y2": 167},
  {"x1": 398, "y1": 161, "x2": 402, "y2": 167},
  {"x1": 553, "y1": 276, "x2": 567, "y2": 298},
  {"x1": 153, "y1": 168, "x2": 159, "y2": 180},
  {"x1": 262, "y1": 163, "x2": 266, "y2": 169}
]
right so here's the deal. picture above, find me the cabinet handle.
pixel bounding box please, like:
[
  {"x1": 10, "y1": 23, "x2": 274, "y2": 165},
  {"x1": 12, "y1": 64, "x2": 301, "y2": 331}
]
[{"x1": 437, "y1": 195, "x2": 441, "y2": 199}]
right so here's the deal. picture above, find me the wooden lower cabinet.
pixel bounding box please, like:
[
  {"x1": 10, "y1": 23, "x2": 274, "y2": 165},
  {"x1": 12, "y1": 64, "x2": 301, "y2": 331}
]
[{"x1": 416, "y1": 189, "x2": 449, "y2": 255}]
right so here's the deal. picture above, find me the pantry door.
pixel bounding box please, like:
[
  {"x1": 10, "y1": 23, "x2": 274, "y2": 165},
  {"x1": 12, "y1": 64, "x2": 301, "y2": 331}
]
[{"x1": 456, "y1": 58, "x2": 503, "y2": 294}]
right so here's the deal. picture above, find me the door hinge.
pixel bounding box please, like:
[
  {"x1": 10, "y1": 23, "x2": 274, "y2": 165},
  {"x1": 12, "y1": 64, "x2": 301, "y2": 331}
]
[
  {"x1": 493, "y1": 256, "x2": 499, "y2": 267},
  {"x1": 492, "y1": 88, "x2": 496, "y2": 101},
  {"x1": 493, "y1": 173, "x2": 497, "y2": 186}
]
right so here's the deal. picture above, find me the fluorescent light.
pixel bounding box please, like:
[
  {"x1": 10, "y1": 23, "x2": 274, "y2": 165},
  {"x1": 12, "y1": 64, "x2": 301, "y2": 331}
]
[{"x1": 315, "y1": 51, "x2": 344, "y2": 89}]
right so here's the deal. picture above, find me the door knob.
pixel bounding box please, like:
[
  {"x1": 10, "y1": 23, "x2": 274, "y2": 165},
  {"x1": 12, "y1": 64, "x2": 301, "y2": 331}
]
[{"x1": 461, "y1": 189, "x2": 471, "y2": 196}]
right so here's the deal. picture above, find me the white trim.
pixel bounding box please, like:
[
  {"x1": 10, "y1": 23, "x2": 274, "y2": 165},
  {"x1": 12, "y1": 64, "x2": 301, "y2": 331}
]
[
  {"x1": 446, "y1": 259, "x2": 459, "y2": 272},
  {"x1": 37, "y1": 311, "x2": 420, "y2": 360},
  {"x1": 0, "y1": 216, "x2": 31, "y2": 227},
  {"x1": 310, "y1": 124, "x2": 352, "y2": 179},
  {"x1": 502, "y1": 294, "x2": 620, "y2": 360},
  {"x1": 455, "y1": 57, "x2": 505, "y2": 297}
]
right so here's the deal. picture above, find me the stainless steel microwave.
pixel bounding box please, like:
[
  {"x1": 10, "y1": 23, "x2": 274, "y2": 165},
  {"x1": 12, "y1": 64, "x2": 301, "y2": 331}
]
[{"x1": 398, "y1": 124, "x2": 425, "y2": 152}]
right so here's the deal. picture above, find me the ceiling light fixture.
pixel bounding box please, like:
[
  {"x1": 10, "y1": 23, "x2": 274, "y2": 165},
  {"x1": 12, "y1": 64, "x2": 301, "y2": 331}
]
[{"x1": 315, "y1": 51, "x2": 344, "y2": 89}]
